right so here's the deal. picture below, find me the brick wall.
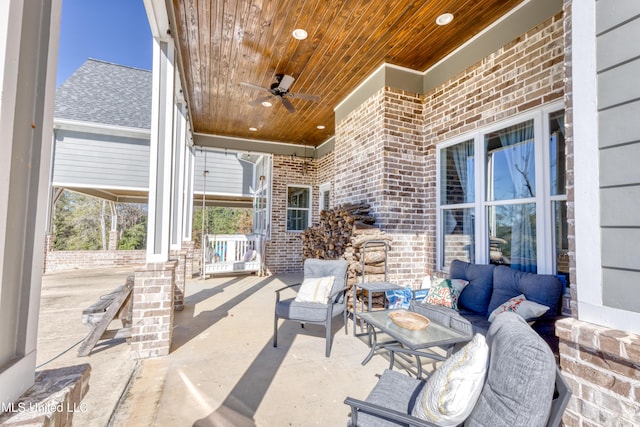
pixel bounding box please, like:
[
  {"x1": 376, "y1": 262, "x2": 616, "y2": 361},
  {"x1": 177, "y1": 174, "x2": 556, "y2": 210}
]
[
  {"x1": 44, "y1": 249, "x2": 146, "y2": 272},
  {"x1": 556, "y1": 318, "x2": 640, "y2": 425},
  {"x1": 331, "y1": 13, "x2": 564, "y2": 285},
  {"x1": 265, "y1": 154, "x2": 317, "y2": 273},
  {"x1": 422, "y1": 11, "x2": 564, "y2": 274}
]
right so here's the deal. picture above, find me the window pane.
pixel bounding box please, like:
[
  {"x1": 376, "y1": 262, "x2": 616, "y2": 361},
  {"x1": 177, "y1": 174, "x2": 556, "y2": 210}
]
[
  {"x1": 486, "y1": 120, "x2": 535, "y2": 201},
  {"x1": 488, "y1": 203, "x2": 537, "y2": 273},
  {"x1": 442, "y1": 208, "x2": 475, "y2": 269},
  {"x1": 322, "y1": 190, "x2": 330, "y2": 211},
  {"x1": 287, "y1": 187, "x2": 309, "y2": 208},
  {"x1": 554, "y1": 200, "x2": 569, "y2": 282},
  {"x1": 440, "y1": 140, "x2": 474, "y2": 204},
  {"x1": 287, "y1": 186, "x2": 310, "y2": 231},
  {"x1": 287, "y1": 209, "x2": 309, "y2": 231},
  {"x1": 549, "y1": 110, "x2": 566, "y2": 196}
]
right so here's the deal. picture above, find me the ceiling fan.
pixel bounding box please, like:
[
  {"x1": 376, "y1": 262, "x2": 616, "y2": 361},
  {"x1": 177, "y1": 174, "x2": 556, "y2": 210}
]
[{"x1": 240, "y1": 74, "x2": 321, "y2": 113}]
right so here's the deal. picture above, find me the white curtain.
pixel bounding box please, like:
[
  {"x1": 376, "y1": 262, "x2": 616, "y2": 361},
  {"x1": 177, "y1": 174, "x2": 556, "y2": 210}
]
[
  {"x1": 498, "y1": 122, "x2": 536, "y2": 272},
  {"x1": 450, "y1": 141, "x2": 475, "y2": 262}
]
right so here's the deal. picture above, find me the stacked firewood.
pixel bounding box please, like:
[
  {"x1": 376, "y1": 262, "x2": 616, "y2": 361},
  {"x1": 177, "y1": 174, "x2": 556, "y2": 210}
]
[
  {"x1": 300, "y1": 202, "x2": 391, "y2": 311},
  {"x1": 301, "y1": 202, "x2": 375, "y2": 260}
]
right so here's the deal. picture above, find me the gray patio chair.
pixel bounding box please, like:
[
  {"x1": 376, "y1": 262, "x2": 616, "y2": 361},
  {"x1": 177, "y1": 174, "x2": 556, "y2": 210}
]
[
  {"x1": 345, "y1": 312, "x2": 571, "y2": 426},
  {"x1": 274, "y1": 258, "x2": 349, "y2": 357}
]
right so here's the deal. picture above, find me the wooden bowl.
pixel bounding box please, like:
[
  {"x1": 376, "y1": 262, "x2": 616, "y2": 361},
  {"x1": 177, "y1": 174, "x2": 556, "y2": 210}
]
[{"x1": 388, "y1": 310, "x2": 430, "y2": 330}]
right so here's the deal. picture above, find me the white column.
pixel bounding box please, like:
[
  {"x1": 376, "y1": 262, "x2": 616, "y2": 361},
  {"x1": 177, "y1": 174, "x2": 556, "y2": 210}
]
[
  {"x1": 0, "y1": 0, "x2": 61, "y2": 404},
  {"x1": 183, "y1": 146, "x2": 195, "y2": 242},
  {"x1": 170, "y1": 102, "x2": 187, "y2": 250},
  {"x1": 146, "y1": 38, "x2": 175, "y2": 262}
]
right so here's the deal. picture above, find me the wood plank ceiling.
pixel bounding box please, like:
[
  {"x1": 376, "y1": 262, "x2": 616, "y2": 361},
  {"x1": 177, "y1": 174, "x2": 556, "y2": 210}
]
[{"x1": 170, "y1": 0, "x2": 523, "y2": 147}]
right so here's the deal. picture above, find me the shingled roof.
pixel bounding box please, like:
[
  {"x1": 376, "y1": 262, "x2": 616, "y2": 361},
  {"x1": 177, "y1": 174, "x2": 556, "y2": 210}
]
[{"x1": 55, "y1": 59, "x2": 152, "y2": 129}]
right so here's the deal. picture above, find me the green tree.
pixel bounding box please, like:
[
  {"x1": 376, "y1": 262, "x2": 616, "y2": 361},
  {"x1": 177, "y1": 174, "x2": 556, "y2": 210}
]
[
  {"x1": 192, "y1": 207, "x2": 253, "y2": 248},
  {"x1": 53, "y1": 190, "x2": 147, "y2": 250},
  {"x1": 54, "y1": 191, "x2": 104, "y2": 250}
]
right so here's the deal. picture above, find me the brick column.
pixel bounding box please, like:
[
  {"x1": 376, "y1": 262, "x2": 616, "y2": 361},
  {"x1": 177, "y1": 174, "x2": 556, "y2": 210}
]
[
  {"x1": 556, "y1": 318, "x2": 640, "y2": 425},
  {"x1": 182, "y1": 240, "x2": 195, "y2": 278},
  {"x1": 171, "y1": 249, "x2": 186, "y2": 311},
  {"x1": 108, "y1": 230, "x2": 119, "y2": 251},
  {"x1": 131, "y1": 261, "x2": 176, "y2": 359},
  {"x1": 334, "y1": 88, "x2": 427, "y2": 286}
]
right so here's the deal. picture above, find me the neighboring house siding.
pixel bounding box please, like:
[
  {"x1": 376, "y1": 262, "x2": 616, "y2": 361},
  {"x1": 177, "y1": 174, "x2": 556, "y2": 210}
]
[
  {"x1": 192, "y1": 150, "x2": 254, "y2": 197},
  {"x1": 596, "y1": 3, "x2": 640, "y2": 313},
  {"x1": 52, "y1": 130, "x2": 149, "y2": 190}
]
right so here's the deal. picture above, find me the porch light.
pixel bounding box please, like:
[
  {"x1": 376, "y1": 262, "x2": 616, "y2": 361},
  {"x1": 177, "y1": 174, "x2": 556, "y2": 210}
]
[
  {"x1": 262, "y1": 101, "x2": 272, "y2": 107},
  {"x1": 249, "y1": 127, "x2": 258, "y2": 132},
  {"x1": 436, "y1": 13, "x2": 454, "y2": 26},
  {"x1": 292, "y1": 28, "x2": 308, "y2": 40},
  {"x1": 317, "y1": 125, "x2": 325, "y2": 130}
]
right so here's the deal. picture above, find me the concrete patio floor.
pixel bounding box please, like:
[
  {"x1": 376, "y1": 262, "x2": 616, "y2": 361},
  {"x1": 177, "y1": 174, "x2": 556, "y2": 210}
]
[{"x1": 37, "y1": 268, "x2": 401, "y2": 426}]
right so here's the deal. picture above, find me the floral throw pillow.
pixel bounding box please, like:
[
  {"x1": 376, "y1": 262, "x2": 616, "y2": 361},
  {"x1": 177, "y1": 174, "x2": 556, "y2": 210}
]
[
  {"x1": 425, "y1": 278, "x2": 468, "y2": 310},
  {"x1": 488, "y1": 294, "x2": 550, "y2": 322}
]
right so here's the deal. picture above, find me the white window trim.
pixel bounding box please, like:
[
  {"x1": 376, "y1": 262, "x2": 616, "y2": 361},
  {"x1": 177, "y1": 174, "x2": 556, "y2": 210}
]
[
  {"x1": 286, "y1": 184, "x2": 312, "y2": 232},
  {"x1": 319, "y1": 182, "x2": 331, "y2": 213},
  {"x1": 436, "y1": 101, "x2": 564, "y2": 274},
  {"x1": 571, "y1": 0, "x2": 640, "y2": 335}
]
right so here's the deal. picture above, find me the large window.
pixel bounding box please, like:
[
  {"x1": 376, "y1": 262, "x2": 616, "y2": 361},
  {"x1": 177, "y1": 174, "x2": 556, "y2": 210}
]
[
  {"x1": 437, "y1": 103, "x2": 566, "y2": 278},
  {"x1": 287, "y1": 185, "x2": 311, "y2": 231}
]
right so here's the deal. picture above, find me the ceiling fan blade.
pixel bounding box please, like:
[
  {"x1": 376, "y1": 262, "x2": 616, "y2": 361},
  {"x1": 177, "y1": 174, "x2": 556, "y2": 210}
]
[
  {"x1": 290, "y1": 92, "x2": 321, "y2": 102},
  {"x1": 277, "y1": 74, "x2": 295, "y2": 91},
  {"x1": 280, "y1": 96, "x2": 296, "y2": 113},
  {"x1": 249, "y1": 95, "x2": 274, "y2": 106},
  {"x1": 240, "y1": 81, "x2": 271, "y2": 93}
]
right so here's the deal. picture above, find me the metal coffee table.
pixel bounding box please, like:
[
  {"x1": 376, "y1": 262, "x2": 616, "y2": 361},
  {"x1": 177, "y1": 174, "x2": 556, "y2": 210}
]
[{"x1": 359, "y1": 309, "x2": 472, "y2": 378}]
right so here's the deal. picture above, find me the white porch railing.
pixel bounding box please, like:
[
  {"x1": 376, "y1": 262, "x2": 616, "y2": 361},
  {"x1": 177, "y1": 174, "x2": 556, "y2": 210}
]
[{"x1": 204, "y1": 234, "x2": 261, "y2": 274}]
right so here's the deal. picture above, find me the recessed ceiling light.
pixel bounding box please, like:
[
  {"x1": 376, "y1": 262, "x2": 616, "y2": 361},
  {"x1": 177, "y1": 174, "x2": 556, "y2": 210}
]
[
  {"x1": 317, "y1": 125, "x2": 325, "y2": 130},
  {"x1": 436, "y1": 13, "x2": 454, "y2": 26},
  {"x1": 292, "y1": 28, "x2": 308, "y2": 40},
  {"x1": 262, "y1": 101, "x2": 272, "y2": 107},
  {"x1": 249, "y1": 127, "x2": 258, "y2": 132}
]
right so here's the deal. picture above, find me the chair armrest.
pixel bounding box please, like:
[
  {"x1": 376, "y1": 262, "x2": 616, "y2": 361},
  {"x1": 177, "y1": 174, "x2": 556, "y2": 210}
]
[
  {"x1": 344, "y1": 397, "x2": 440, "y2": 427},
  {"x1": 275, "y1": 283, "x2": 301, "y2": 294},
  {"x1": 326, "y1": 286, "x2": 349, "y2": 304},
  {"x1": 275, "y1": 283, "x2": 301, "y2": 303}
]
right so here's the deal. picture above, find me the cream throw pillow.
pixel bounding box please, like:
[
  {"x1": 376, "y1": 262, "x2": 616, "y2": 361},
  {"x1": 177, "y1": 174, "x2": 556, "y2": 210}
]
[
  {"x1": 294, "y1": 276, "x2": 335, "y2": 303},
  {"x1": 412, "y1": 334, "x2": 489, "y2": 426},
  {"x1": 488, "y1": 294, "x2": 550, "y2": 322}
]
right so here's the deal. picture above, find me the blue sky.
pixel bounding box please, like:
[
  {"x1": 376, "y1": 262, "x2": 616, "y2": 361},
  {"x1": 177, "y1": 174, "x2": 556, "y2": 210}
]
[{"x1": 56, "y1": 0, "x2": 152, "y2": 87}]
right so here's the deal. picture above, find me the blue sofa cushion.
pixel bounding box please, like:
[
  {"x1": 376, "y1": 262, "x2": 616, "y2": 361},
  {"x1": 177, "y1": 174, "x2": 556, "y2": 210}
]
[
  {"x1": 489, "y1": 265, "x2": 563, "y2": 319},
  {"x1": 450, "y1": 260, "x2": 495, "y2": 315}
]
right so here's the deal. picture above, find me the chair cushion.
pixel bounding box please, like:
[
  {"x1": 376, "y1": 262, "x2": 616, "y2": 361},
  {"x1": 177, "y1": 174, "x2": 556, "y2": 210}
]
[
  {"x1": 294, "y1": 276, "x2": 335, "y2": 303},
  {"x1": 466, "y1": 312, "x2": 556, "y2": 427},
  {"x1": 359, "y1": 369, "x2": 424, "y2": 427},
  {"x1": 276, "y1": 298, "x2": 329, "y2": 322},
  {"x1": 487, "y1": 294, "x2": 549, "y2": 322},
  {"x1": 411, "y1": 334, "x2": 489, "y2": 426},
  {"x1": 488, "y1": 265, "x2": 562, "y2": 319},
  {"x1": 450, "y1": 260, "x2": 495, "y2": 315},
  {"x1": 304, "y1": 258, "x2": 348, "y2": 301}
]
